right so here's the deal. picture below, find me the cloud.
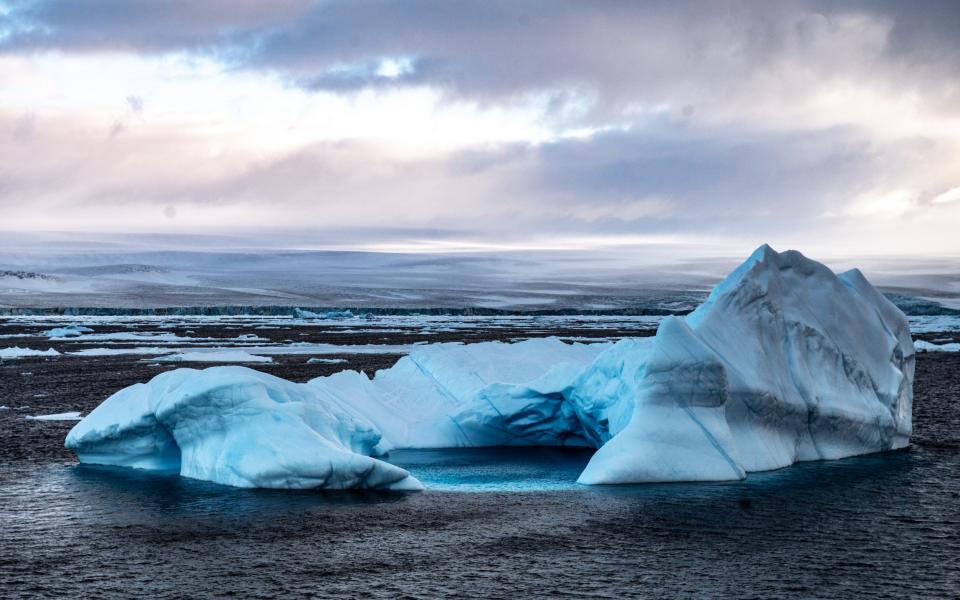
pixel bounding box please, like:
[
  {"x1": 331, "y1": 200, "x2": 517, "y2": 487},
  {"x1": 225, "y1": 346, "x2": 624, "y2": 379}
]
[
  {"x1": 5, "y1": 2, "x2": 959, "y2": 117},
  {"x1": 125, "y1": 95, "x2": 143, "y2": 113},
  {"x1": 1, "y1": 1, "x2": 959, "y2": 257},
  {"x1": 931, "y1": 186, "x2": 960, "y2": 205}
]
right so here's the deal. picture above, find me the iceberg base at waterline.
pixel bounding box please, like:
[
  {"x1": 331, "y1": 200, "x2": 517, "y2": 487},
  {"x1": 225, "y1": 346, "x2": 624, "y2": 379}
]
[{"x1": 65, "y1": 245, "x2": 915, "y2": 490}]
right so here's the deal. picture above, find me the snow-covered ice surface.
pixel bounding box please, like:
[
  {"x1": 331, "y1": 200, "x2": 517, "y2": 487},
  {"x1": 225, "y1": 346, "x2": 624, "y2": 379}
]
[
  {"x1": 65, "y1": 246, "x2": 915, "y2": 489},
  {"x1": 0, "y1": 347, "x2": 61, "y2": 359}
]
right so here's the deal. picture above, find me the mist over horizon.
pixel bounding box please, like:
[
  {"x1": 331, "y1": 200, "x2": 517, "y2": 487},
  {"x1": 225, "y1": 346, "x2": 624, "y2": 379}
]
[{"x1": 2, "y1": 230, "x2": 958, "y2": 311}]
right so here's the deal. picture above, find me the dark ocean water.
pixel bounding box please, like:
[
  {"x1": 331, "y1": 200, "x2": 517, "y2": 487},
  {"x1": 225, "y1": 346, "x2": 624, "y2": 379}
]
[{"x1": 2, "y1": 354, "x2": 959, "y2": 598}]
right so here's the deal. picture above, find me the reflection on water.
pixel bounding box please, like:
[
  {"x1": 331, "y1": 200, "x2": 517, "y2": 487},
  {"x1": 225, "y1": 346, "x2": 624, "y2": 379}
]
[
  {"x1": 65, "y1": 463, "x2": 413, "y2": 517},
  {"x1": 4, "y1": 444, "x2": 924, "y2": 518}
]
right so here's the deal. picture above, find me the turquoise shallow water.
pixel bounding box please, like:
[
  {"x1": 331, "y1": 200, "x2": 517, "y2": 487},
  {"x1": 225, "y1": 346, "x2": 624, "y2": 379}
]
[{"x1": 388, "y1": 447, "x2": 595, "y2": 491}]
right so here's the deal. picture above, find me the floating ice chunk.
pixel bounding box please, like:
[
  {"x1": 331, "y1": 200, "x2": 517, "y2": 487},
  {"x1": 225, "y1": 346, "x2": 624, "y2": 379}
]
[
  {"x1": 70, "y1": 347, "x2": 174, "y2": 357},
  {"x1": 914, "y1": 340, "x2": 960, "y2": 352},
  {"x1": 52, "y1": 332, "x2": 195, "y2": 342},
  {"x1": 307, "y1": 358, "x2": 349, "y2": 364},
  {"x1": 154, "y1": 350, "x2": 273, "y2": 363},
  {"x1": 44, "y1": 325, "x2": 94, "y2": 338},
  {"x1": 294, "y1": 308, "x2": 354, "y2": 319},
  {"x1": 0, "y1": 347, "x2": 61, "y2": 359},
  {"x1": 26, "y1": 411, "x2": 82, "y2": 421},
  {"x1": 908, "y1": 316, "x2": 960, "y2": 334},
  {"x1": 233, "y1": 333, "x2": 268, "y2": 341}
]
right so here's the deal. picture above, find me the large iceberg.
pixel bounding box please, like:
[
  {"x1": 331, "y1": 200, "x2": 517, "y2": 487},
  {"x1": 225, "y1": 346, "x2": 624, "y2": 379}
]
[{"x1": 66, "y1": 245, "x2": 915, "y2": 489}]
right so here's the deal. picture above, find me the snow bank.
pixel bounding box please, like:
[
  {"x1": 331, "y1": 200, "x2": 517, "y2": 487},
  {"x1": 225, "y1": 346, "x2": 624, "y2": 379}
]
[
  {"x1": 66, "y1": 245, "x2": 914, "y2": 489},
  {"x1": 0, "y1": 347, "x2": 61, "y2": 359},
  {"x1": 44, "y1": 325, "x2": 94, "y2": 338}
]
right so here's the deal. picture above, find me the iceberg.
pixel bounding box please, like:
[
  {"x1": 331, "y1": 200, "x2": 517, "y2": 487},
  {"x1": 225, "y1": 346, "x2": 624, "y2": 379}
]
[{"x1": 66, "y1": 246, "x2": 915, "y2": 489}]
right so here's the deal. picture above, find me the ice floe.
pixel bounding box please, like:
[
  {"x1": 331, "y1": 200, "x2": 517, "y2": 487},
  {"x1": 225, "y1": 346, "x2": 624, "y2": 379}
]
[
  {"x1": 0, "y1": 347, "x2": 61, "y2": 359},
  {"x1": 914, "y1": 340, "x2": 960, "y2": 352},
  {"x1": 27, "y1": 411, "x2": 82, "y2": 421},
  {"x1": 154, "y1": 350, "x2": 274, "y2": 363},
  {"x1": 44, "y1": 325, "x2": 94, "y2": 338}
]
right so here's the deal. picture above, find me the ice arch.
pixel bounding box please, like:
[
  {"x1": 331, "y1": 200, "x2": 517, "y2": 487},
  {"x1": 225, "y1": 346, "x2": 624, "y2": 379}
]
[{"x1": 66, "y1": 245, "x2": 914, "y2": 489}]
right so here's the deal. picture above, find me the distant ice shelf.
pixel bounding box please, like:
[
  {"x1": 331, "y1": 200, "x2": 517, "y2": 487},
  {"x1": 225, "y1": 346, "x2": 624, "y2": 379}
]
[{"x1": 66, "y1": 245, "x2": 915, "y2": 490}]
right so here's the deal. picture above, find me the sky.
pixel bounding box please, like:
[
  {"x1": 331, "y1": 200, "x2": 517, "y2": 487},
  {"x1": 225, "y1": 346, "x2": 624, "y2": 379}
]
[{"x1": 1, "y1": 0, "x2": 959, "y2": 258}]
